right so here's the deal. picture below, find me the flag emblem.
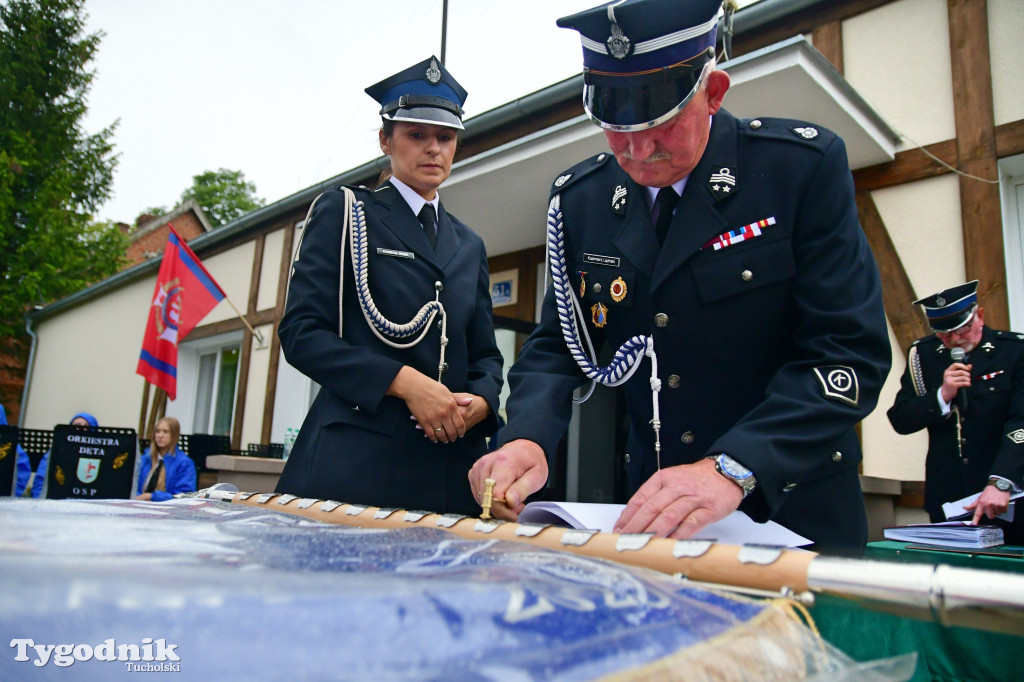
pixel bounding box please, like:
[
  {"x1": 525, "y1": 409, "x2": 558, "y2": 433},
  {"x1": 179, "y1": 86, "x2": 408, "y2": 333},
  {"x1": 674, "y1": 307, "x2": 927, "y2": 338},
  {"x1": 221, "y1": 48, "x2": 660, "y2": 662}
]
[{"x1": 137, "y1": 227, "x2": 225, "y2": 400}]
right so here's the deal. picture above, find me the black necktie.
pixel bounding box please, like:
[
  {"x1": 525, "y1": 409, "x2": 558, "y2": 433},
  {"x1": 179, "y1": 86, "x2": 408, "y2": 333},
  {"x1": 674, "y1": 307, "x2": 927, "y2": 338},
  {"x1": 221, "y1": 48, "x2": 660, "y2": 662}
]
[
  {"x1": 653, "y1": 187, "x2": 679, "y2": 245},
  {"x1": 419, "y1": 204, "x2": 437, "y2": 249},
  {"x1": 144, "y1": 459, "x2": 164, "y2": 494}
]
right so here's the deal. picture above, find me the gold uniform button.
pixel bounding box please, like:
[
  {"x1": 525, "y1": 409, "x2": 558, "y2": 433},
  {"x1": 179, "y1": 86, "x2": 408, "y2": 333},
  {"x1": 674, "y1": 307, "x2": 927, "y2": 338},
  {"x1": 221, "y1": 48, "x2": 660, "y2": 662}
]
[
  {"x1": 831, "y1": 451, "x2": 843, "y2": 463},
  {"x1": 592, "y1": 283, "x2": 602, "y2": 294},
  {"x1": 681, "y1": 431, "x2": 695, "y2": 445},
  {"x1": 741, "y1": 270, "x2": 753, "y2": 282},
  {"x1": 654, "y1": 313, "x2": 669, "y2": 328},
  {"x1": 667, "y1": 374, "x2": 681, "y2": 389},
  {"x1": 750, "y1": 119, "x2": 762, "y2": 129}
]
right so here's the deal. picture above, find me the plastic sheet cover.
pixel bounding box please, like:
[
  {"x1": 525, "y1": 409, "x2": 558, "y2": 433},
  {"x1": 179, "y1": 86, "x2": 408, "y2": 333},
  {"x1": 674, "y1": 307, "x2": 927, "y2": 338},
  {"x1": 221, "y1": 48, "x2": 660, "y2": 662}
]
[{"x1": 0, "y1": 498, "x2": 913, "y2": 680}]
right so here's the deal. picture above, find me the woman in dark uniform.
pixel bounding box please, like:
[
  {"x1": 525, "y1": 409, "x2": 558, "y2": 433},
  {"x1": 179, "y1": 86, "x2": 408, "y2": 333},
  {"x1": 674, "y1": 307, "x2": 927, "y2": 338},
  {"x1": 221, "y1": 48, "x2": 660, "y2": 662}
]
[{"x1": 275, "y1": 57, "x2": 503, "y2": 515}]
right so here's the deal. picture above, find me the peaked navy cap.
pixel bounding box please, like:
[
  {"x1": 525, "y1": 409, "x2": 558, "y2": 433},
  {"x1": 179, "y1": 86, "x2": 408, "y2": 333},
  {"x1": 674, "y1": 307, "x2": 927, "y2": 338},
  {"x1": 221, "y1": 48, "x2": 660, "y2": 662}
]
[
  {"x1": 365, "y1": 56, "x2": 468, "y2": 130},
  {"x1": 913, "y1": 280, "x2": 980, "y2": 333},
  {"x1": 557, "y1": 0, "x2": 724, "y2": 131}
]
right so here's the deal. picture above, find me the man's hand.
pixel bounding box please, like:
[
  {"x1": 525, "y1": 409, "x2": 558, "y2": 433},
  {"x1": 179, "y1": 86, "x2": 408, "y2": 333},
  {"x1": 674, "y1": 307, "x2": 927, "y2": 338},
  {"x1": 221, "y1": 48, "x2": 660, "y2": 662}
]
[
  {"x1": 613, "y1": 458, "x2": 743, "y2": 538},
  {"x1": 941, "y1": 361, "x2": 972, "y2": 404},
  {"x1": 965, "y1": 484, "x2": 1011, "y2": 525},
  {"x1": 468, "y1": 439, "x2": 548, "y2": 520}
]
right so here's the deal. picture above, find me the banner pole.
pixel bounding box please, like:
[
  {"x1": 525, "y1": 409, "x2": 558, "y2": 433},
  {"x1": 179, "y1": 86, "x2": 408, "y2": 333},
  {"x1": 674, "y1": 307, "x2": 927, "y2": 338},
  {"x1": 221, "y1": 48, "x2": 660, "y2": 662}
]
[
  {"x1": 138, "y1": 381, "x2": 151, "y2": 437},
  {"x1": 222, "y1": 296, "x2": 264, "y2": 345}
]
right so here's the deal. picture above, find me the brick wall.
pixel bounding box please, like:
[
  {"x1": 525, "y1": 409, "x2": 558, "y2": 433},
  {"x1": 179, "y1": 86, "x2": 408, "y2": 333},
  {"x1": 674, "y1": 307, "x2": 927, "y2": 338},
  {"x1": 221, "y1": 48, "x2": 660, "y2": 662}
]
[{"x1": 125, "y1": 209, "x2": 207, "y2": 266}]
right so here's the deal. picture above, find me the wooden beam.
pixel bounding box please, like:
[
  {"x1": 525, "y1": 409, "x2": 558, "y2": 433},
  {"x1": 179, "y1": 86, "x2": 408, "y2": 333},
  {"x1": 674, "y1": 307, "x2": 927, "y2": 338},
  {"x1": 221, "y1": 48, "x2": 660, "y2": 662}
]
[
  {"x1": 810, "y1": 20, "x2": 843, "y2": 73},
  {"x1": 231, "y1": 233, "x2": 266, "y2": 451},
  {"x1": 262, "y1": 223, "x2": 297, "y2": 445},
  {"x1": 996, "y1": 119, "x2": 1024, "y2": 158},
  {"x1": 948, "y1": 0, "x2": 1007, "y2": 329},
  {"x1": 852, "y1": 139, "x2": 958, "y2": 191},
  {"x1": 855, "y1": 192, "x2": 930, "y2": 355}
]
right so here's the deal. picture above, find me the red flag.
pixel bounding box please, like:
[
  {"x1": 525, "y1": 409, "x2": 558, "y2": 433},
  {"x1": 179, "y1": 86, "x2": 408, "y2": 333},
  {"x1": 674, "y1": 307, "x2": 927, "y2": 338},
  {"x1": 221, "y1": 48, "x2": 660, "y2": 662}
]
[{"x1": 137, "y1": 226, "x2": 225, "y2": 400}]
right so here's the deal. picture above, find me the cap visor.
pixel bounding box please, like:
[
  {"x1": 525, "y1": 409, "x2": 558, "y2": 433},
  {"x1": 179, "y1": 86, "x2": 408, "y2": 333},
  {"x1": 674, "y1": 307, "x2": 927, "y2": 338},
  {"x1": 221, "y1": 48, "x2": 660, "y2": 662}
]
[
  {"x1": 930, "y1": 307, "x2": 976, "y2": 333},
  {"x1": 384, "y1": 106, "x2": 464, "y2": 130},
  {"x1": 583, "y1": 61, "x2": 710, "y2": 131}
]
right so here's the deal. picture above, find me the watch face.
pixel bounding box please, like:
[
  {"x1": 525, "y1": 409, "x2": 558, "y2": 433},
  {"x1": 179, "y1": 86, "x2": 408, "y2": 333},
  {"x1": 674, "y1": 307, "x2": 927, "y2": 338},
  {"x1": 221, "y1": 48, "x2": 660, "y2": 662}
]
[
  {"x1": 994, "y1": 479, "x2": 1012, "y2": 491},
  {"x1": 719, "y1": 455, "x2": 752, "y2": 479}
]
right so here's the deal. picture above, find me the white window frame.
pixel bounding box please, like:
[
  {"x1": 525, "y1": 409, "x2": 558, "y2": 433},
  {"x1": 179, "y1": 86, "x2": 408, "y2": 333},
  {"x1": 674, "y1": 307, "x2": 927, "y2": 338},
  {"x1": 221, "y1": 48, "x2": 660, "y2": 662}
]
[
  {"x1": 999, "y1": 154, "x2": 1024, "y2": 331},
  {"x1": 166, "y1": 330, "x2": 243, "y2": 437}
]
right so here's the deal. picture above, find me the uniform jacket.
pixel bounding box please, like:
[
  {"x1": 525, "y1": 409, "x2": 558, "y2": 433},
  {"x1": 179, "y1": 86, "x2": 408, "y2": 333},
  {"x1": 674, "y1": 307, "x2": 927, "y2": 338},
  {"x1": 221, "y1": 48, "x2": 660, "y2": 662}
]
[
  {"x1": 887, "y1": 327, "x2": 1024, "y2": 520},
  {"x1": 136, "y1": 446, "x2": 197, "y2": 502},
  {"x1": 498, "y1": 110, "x2": 891, "y2": 553},
  {"x1": 276, "y1": 182, "x2": 503, "y2": 515}
]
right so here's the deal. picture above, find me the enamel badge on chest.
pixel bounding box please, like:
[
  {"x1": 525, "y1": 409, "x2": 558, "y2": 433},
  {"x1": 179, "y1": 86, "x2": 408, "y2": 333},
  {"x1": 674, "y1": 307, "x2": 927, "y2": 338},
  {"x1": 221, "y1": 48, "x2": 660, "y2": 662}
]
[
  {"x1": 610, "y1": 277, "x2": 627, "y2": 302},
  {"x1": 591, "y1": 302, "x2": 608, "y2": 327}
]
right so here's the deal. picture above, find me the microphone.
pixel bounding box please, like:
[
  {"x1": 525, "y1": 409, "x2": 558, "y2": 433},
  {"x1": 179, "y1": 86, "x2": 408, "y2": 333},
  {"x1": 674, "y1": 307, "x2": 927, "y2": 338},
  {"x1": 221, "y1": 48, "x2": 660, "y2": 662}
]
[{"x1": 950, "y1": 347, "x2": 968, "y2": 412}]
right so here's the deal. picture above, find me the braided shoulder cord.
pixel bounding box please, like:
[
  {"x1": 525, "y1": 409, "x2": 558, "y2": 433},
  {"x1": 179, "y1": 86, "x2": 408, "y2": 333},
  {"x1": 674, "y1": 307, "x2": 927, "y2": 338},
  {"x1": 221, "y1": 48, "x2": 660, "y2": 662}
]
[
  {"x1": 338, "y1": 188, "x2": 448, "y2": 381},
  {"x1": 909, "y1": 345, "x2": 926, "y2": 397},
  {"x1": 546, "y1": 194, "x2": 663, "y2": 463}
]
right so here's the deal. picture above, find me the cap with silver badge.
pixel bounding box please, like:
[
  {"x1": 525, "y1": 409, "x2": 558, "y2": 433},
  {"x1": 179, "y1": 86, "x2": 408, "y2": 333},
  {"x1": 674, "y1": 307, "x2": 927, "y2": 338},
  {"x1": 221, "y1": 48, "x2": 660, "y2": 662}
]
[
  {"x1": 913, "y1": 280, "x2": 980, "y2": 333},
  {"x1": 365, "y1": 56, "x2": 468, "y2": 130},
  {"x1": 557, "y1": 0, "x2": 724, "y2": 131}
]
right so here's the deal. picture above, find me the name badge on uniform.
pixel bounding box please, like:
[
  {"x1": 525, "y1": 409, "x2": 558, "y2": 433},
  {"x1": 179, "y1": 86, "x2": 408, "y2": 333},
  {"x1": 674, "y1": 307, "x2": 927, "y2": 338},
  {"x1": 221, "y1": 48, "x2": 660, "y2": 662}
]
[
  {"x1": 583, "y1": 253, "x2": 620, "y2": 268},
  {"x1": 377, "y1": 248, "x2": 415, "y2": 259}
]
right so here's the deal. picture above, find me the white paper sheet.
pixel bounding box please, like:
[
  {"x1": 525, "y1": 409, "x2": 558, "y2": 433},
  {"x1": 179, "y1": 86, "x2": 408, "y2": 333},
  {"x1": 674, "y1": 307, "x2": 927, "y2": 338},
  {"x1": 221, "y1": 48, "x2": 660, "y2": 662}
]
[{"x1": 517, "y1": 501, "x2": 811, "y2": 547}]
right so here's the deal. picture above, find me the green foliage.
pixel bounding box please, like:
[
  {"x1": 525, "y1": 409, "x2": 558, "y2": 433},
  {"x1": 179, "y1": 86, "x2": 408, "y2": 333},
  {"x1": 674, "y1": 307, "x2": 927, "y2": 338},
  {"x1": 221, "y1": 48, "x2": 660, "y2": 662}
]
[
  {"x1": 180, "y1": 168, "x2": 265, "y2": 227},
  {"x1": 0, "y1": 0, "x2": 127, "y2": 337},
  {"x1": 138, "y1": 206, "x2": 169, "y2": 223}
]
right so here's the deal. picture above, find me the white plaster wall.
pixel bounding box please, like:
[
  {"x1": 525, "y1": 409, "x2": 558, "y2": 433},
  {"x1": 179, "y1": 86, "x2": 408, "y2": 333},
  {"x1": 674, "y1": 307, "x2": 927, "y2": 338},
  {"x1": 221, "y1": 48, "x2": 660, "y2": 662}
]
[
  {"x1": 861, "y1": 319, "x2": 928, "y2": 481},
  {"x1": 202, "y1": 241, "x2": 255, "y2": 324},
  {"x1": 257, "y1": 228, "x2": 285, "y2": 312},
  {"x1": 844, "y1": 0, "x2": 955, "y2": 150},
  {"x1": 25, "y1": 279, "x2": 154, "y2": 431},
  {"x1": 240, "y1": 324, "x2": 273, "y2": 448},
  {"x1": 872, "y1": 174, "x2": 965, "y2": 297},
  {"x1": 989, "y1": 0, "x2": 1024, "y2": 127}
]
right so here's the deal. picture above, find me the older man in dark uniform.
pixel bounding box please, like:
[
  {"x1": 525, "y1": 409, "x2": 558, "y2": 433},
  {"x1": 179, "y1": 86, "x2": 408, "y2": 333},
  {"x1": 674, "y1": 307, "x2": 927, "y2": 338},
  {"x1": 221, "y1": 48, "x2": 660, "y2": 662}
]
[
  {"x1": 468, "y1": 0, "x2": 891, "y2": 555},
  {"x1": 888, "y1": 281, "x2": 1024, "y2": 536}
]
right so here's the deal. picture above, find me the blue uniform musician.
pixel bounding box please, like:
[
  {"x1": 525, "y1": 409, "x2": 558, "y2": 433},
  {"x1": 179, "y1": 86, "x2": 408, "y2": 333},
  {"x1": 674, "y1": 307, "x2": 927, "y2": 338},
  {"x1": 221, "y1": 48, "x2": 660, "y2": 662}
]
[
  {"x1": 888, "y1": 281, "x2": 1024, "y2": 534},
  {"x1": 468, "y1": 0, "x2": 891, "y2": 555},
  {"x1": 276, "y1": 57, "x2": 503, "y2": 515}
]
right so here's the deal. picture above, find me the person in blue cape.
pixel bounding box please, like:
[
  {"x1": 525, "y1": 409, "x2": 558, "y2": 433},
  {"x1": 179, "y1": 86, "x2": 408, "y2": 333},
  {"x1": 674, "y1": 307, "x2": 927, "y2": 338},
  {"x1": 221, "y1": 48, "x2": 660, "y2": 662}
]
[
  {"x1": 31, "y1": 412, "x2": 99, "y2": 498},
  {"x1": 0, "y1": 403, "x2": 31, "y2": 497},
  {"x1": 135, "y1": 416, "x2": 196, "y2": 501}
]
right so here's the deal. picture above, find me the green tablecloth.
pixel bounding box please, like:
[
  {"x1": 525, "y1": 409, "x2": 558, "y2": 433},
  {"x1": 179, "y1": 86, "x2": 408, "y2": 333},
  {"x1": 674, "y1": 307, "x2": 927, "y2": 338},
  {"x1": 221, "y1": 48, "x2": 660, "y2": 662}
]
[{"x1": 809, "y1": 542, "x2": 1022, "y2": 681}]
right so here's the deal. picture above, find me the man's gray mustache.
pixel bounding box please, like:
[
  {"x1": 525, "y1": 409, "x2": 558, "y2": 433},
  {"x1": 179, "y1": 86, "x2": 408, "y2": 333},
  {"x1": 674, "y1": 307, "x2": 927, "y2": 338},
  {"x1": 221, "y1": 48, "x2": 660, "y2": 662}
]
[{"x1": 621, "y1": 150, "x2": 671, "y2": 163}]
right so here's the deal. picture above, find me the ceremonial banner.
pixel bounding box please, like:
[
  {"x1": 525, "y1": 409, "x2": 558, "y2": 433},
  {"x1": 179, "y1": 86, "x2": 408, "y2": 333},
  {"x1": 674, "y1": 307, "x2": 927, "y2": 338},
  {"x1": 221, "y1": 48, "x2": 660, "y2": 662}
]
[
  {"x1": 0, "y1": 425, "x2": 18, "y2": 496},
  {"x1": 45, "y1": 425, "x2": 137, "y2": 500},
  {"x1": 136, "y1": 227, "x2": 225, "y2": 399}
]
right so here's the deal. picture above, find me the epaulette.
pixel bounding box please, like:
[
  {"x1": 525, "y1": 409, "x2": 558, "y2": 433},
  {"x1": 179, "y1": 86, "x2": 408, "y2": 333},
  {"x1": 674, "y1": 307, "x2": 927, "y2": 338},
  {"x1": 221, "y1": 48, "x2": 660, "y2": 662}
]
[
  {"x1": 550, "y1": 152, "x2": 614, "y2": 197},
  {"x1": 740, "y1": 116, "x2": 836, "y2": 151},
  {"x1": 995, "y1": 330, "x2": 1024, "y2": 343}
]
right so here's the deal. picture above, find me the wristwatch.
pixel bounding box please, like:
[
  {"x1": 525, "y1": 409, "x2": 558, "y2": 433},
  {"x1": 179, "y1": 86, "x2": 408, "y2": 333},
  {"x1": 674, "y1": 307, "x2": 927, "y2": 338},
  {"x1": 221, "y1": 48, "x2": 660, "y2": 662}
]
[
  {"x1": 708, "y1": 454, "x2": 757, "y2": 498},
  {"x1": 988, "y1": 477, "x2": 1012, "y2": 492}
]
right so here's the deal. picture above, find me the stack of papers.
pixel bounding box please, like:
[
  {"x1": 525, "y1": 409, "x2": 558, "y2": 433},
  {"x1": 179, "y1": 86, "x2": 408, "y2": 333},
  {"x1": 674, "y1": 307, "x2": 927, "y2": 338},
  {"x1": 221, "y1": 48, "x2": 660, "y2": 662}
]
[
  {"x1": 516, "y1": 501, "x2": 811, "y2": 547},
  {"x1": 883, "y1": 521, "x2": 1004, "y2": 549}
]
